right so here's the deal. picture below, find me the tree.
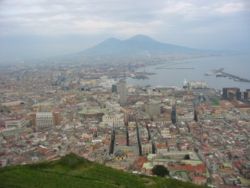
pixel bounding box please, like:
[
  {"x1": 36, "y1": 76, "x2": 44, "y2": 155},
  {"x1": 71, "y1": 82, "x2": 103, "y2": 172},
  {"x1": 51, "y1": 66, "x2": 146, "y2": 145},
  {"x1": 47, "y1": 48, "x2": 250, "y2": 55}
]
[
  {"x1": 152, "y1": 165, "x2": 169, "y2": 177},
  {"x1": 184, "y1": 154, "x2": 190, "y2": 160}
]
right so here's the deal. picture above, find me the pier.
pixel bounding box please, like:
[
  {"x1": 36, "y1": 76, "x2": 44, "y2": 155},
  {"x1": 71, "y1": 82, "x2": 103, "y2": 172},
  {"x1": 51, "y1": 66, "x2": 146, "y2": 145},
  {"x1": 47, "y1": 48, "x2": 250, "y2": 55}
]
[{"x1": 216, "y1": 70, "x2": 250, "y2": 83}]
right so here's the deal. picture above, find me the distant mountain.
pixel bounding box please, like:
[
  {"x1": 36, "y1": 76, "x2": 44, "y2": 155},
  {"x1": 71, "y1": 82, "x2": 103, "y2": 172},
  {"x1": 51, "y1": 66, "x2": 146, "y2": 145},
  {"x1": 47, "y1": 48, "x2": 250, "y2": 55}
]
[
  {"x1": 82, "y1": 34, "x2": 201, "y2": 57},
  {"x1": 47, "y1": 34, "x2": 217, "y2": 65}
]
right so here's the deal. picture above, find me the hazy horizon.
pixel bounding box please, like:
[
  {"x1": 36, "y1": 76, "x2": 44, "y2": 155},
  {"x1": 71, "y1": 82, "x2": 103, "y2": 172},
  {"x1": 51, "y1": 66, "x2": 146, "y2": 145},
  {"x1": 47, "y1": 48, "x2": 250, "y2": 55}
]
[{"x1": 0, "y1": 0, "x2": 250, "y2": 62}]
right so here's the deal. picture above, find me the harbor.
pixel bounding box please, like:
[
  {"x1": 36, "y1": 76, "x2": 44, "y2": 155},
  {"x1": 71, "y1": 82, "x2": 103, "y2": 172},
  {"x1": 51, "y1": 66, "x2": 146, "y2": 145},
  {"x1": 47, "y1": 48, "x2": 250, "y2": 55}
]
[
  {"x1": 213, "y1": 68, "x2": 250, "y2": 83},
  {"x1": 127, "y1": 55, "x2": 250, "y2": 91}
]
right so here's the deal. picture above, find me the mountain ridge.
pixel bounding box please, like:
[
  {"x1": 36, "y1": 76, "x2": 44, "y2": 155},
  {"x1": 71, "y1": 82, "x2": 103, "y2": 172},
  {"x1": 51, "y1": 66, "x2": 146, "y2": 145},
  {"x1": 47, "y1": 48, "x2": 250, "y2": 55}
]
[
  {"x1": 0, "y1": 153, "x2": 206, "y2": 188},
  {"x1": 82, "y1": 34, "x2": 201, "y2": 57},
  {"x1": 41, "y1": 34, "x2": 218, "y2": 65}
]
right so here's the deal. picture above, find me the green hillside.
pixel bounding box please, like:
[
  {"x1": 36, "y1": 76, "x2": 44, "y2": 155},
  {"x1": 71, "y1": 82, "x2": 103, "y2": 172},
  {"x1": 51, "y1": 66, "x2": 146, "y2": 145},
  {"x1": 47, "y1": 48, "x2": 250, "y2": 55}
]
[{"x1": 0, "y1": 153, "x2": 205, "y2": 188}]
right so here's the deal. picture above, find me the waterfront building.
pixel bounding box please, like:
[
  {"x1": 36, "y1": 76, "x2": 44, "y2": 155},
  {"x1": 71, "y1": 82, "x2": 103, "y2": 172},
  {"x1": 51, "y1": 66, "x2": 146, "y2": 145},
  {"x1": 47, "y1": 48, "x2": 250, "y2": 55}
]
[
  {"x1": 222, "y1": 88, "x2": 241, "y2": 100},
  {"x1": 243, "y1": 89, "x2": 250, "y2": 101}
]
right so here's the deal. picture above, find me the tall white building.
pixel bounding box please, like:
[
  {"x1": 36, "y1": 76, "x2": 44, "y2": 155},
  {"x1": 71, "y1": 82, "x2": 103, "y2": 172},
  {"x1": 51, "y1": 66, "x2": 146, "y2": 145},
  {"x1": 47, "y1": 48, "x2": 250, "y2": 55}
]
[{"x1": 36, "y1": 112, "x2": 54, "y2": 130}]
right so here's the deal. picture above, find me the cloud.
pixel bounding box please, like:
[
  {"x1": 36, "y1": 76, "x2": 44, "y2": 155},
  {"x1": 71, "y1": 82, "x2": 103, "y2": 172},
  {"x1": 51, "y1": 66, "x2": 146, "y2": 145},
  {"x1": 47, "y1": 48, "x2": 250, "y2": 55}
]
[
  {"x1": 0, "y1": 0, "x2": 165, "y2": 36},
  {"x1": 0, "y1": 0, "x2": 249, "y2": 36},
  {"x1": 0, "y1": 0, "x2": 249, "y2": 56},
  {"x1": 216, "y1": 2, "x2": 248, "y2": 14},
  {"x1": 156, "y1": 0, "x2": 250, "y2": 21}
]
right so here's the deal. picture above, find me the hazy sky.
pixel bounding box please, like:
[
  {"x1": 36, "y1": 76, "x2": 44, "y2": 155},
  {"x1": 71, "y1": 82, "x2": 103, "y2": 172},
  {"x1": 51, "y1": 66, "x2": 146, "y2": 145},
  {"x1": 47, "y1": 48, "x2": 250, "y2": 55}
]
[{"x1": 0, "y1": 0, "x2": 250, "y2": 61}]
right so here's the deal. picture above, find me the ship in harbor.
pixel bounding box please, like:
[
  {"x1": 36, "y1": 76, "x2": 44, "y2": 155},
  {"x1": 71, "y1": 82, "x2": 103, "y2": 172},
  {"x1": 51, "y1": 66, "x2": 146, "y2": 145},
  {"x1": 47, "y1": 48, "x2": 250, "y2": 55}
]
[
  {"x1": 204, "y1": 68, "x2": 224, "y2": 76},
  {"x1": 130, "y1": 71, "x2": 156, "y2": 80}
]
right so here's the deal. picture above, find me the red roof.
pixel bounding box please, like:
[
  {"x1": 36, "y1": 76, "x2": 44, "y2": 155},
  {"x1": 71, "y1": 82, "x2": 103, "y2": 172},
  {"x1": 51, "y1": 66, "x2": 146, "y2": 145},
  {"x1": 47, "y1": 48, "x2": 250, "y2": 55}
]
[
  {"x1": 192, "y1": 176, "x2": 206, "y2": 185},
  {"x1": 169, "y1": 163, "x2": 206, "y2": 174},
  {"x1": 134, "y1": 156, "x2": 148, "y2": 169},
  {"x1": 233, "y1": 161, "x2": 242, "y2": 169}
]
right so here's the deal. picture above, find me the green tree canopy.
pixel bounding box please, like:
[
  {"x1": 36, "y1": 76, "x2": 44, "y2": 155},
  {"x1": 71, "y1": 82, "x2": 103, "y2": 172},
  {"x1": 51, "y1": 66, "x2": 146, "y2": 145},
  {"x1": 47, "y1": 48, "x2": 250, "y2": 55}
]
[{"x1": 152, "y1": 165, "x2": 169, "y2": 177}]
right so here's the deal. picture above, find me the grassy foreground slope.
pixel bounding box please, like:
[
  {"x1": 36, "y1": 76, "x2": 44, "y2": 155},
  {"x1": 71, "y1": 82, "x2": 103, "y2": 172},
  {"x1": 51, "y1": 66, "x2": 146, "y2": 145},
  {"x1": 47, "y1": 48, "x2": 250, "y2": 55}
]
[{"x1": 0, "y1": 153, "x2": 204, "y2": 188}]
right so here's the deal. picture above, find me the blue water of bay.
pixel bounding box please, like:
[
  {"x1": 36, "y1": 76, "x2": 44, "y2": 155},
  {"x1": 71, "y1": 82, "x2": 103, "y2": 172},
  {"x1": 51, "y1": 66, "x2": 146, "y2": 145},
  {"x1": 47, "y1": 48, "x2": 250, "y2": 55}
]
[{"x1": 127, "y1": 54, "x2": 250, "y2": 91}]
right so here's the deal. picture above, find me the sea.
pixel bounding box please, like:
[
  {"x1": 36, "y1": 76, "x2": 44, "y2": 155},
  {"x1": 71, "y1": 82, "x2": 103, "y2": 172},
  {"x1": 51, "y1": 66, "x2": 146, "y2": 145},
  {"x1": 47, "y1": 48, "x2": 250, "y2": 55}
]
[{"x1": 127, "y1": 54, "x2": 250, "y2": 91}]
